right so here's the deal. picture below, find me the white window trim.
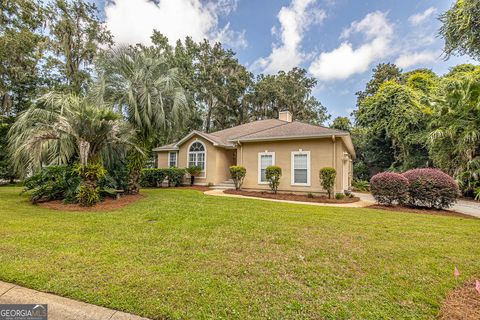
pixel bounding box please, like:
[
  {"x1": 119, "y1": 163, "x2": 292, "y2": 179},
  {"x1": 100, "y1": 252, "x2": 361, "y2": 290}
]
[
  {"x1": 291, "y1": 150, "x2": 311, "y2": 186},
  {"x1": 187, "y1": 140, "x2": 207, "y2": 178},
  {"x1": 258, "y1": 151, "x2": 275, "y2": 185},
  {"x1": 168, "y1": 151, "x2": 177, "y2": 168}
]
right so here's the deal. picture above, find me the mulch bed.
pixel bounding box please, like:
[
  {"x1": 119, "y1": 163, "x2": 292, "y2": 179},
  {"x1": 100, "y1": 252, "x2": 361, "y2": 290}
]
[
  {"x1": 37, "y1": 194, "x2": 144, "y2": 212},
  {"x1": 367, "y1": 204, "x2": 477, "y2": 219},
  {"x1": 224, "y1": 189, "x2": 360, "y2": 204},
  {"x1": 440, "y1": 280, "x2": 480, "y2": 319},
  {"x1": 143, "y1": 185, "x2": 212, "y2": 192}
]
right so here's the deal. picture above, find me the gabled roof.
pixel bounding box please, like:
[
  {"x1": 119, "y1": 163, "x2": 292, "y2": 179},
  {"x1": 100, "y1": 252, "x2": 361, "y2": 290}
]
[
  {"x1": 231, "y1": 121, "x2": 348, "y2": 142},
  {"x1": 153, "y1": 119, "x2": 355, "y2": 157}
]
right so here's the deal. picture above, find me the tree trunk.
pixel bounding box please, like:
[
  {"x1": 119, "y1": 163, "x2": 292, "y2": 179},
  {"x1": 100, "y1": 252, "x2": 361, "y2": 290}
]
[
  {"x1": 205, "y1": 100, "x2": 212, "y2": 133},
  {"x1": 126, "y1": 148, "x2": 146, "y2": 195},
  {"x1": 190, "y1": 175, "x2": 195, "y2": 186}
]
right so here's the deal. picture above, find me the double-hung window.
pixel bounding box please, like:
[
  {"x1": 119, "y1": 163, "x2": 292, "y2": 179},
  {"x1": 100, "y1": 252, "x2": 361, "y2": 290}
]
[
  {"x1": 168, "y1": 152, "x2": 177, "y2": 167},
  {"x1": 291, "y1": 151, "x2": 310, "y2": 186},
  {"x1": 258, "y1": 152, "x2": 275, "y2": 184}
]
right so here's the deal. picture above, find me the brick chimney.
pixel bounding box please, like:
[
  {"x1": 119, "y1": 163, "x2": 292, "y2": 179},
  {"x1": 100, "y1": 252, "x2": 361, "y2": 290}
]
[{"x1": 279, "y1": 110, "x2": 292, "y2": 122}]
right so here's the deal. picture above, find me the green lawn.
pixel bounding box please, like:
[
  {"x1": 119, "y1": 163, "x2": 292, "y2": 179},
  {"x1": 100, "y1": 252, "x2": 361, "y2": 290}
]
[{"x1": 0, "y1": 186, "x2": 478, "y2": 319}]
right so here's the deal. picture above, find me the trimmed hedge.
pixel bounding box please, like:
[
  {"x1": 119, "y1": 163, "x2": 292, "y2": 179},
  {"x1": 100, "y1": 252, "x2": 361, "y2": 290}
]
[
  {"x1": 167, "y1": 168, "x2": 186, "y2": 187},
  {"x1": 140, "y1": 168, "x2": 186, "y2": 187},
  {"x1": 265, "y1": 165, "x2": 282, "y2": 194},
  {"x1": 370, "y1": 172, "x2": 409, "y2": 206},
  {"x1": 319, "y1": 167, "x2": 336, "y2": 199},
  {"x1": 229, "y1": 166, "x2": 246, "y2": 190},
  {"x1": 403, "y1": 168, "x2": 458, "y2": 209}
]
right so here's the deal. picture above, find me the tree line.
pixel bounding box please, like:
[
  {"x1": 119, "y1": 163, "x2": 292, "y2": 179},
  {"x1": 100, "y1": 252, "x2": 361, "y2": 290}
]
[
  {"x1": 0, "y1": 0, "x2": 328, "y2": 184},
  {"x1": 328, "y1": 0, "x2": 480, "y2": 199},
  {"x1": 331, "y1": 62, "x2": 479, "y2": 198},
  {"x1": 1, "y1": 0, "x2": 479, "y2": 199}
]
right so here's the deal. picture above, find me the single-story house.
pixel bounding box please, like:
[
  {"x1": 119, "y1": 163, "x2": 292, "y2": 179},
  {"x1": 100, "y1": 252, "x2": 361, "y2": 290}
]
[{"x1": 153, "y1": 111, "x2": 355, "y2": 194}]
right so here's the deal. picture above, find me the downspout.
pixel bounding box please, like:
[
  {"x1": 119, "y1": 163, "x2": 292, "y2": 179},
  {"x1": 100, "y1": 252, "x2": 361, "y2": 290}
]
[
  {"x1": 332, "y1": 135, "x2": 336, "y2": 195},
  {"x1": 237, "y1": 141, "x2": 243, "y2": 166}
]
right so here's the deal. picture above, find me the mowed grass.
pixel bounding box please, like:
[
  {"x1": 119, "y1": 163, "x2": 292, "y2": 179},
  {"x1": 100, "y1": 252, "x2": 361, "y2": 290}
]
[{"x1": 0, "y1": 187, "x2": 479, "y2": 319}]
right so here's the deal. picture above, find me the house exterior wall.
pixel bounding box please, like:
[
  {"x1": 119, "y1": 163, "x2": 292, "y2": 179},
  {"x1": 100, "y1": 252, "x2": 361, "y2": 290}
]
[
  {"x1": 238, "y1": 137, "x2": 351, "y2": 194},
  {"x1": 157, "y1": 152, "x2": 169, "y2": 167},
  {"x1": 155, "y1": 134, "x2": 353, "y2": 193},
  {"x1": 156, "y1": 134, "x2": 236, "y2": 185},
  {"x1": 215, "y1": 148, "x2": 236, "y2": 184}
]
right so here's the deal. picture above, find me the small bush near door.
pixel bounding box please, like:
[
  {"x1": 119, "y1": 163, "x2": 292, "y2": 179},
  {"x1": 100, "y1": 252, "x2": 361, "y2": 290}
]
[
  {"x1": 229, "y1": 166, "x2": 246, "y2": 190},
  {"x1": 370, "y1": 172, "x2": 409, "y2": 206},
  {"x1": 319, "y1": 167, "x2": 336, "y2": 199},
  {"x1": 265, "y1": 166, "x2": 282, "y2": 194}
]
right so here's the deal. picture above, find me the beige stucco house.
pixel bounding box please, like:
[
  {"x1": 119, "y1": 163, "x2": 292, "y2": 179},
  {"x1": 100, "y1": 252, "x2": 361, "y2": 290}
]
[{"x1": 153, "y1": 111, "x2": 355, "y2": 194}]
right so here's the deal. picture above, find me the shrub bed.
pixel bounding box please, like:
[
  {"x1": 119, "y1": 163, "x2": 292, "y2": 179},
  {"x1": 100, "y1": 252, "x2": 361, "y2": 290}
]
[
  {"x1": 370, "y1": 172, "x2": 409, "y2": 206},
  {"x1": 140, "y1": 168, "x2": 186, "y2": 187},
  {"x1": 403, "y1": 168, "x2": 458, "y2": 209}
]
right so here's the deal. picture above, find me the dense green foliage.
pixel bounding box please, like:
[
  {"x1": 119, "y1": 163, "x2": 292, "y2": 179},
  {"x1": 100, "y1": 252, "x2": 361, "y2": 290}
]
[
  {"x1": 265, "y1": 165, "x2": 282, "y2": 193},
  {"x1": 319, "y1": 167, "x2": 336, "y2": 199},
  {"x1": 330, "y1": 116, "x2": 352, "y2": 132},
  {"x1": 439, "y1": 0, "x2": 480, "y2": 60},
  {"x1": 353, "y1": 63, "x2": 479, "y2": 198},
  {"x1": 95, "y1": 46, "x2": 187, "y2": 194},
  {"x1": 22, "y1": 165, "x2": 80, "y2": 203},
  {"x1": 1, "y1": 0, "x2": 479, "y2": 203},
  {"x1": 8, "y1": 92, "x2": 135, "y2": 174},
  {"x1": 229, "y1": 166, "x2": 246, "y2": 190},
  {"x1": 370, "y1": 172, "x2": 409, "y2": 206},
  {"x1": 140, "y1": 168, "x2": 186, "y2": 188},
  {"x1": 0, "y1": 0, "x2": 113, "y2": 181},
  {"x1": 74, "y1": 163, "x2": 106, "y2": 206},
  {"x1": 152, "y1": 31, "x2": 330, "y2": 134},
  {"x1": 21, "y1": 164, "x2": 121, "y2": 204},
  {"x1": 140, "y1": 168, "x2": 167, "y2": 188},
  {"x1": 1, "y1": 187, "x2": 479, "y2": 318},
  {"x1": 351, "y1": 179, "x2": 370, "y2": 192}
]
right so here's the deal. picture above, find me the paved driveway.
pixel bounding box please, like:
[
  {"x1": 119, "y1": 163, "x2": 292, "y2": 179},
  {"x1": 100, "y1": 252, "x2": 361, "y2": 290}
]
[{"x1": 355, "y1": 193, "x2": 480, "y2": 218}]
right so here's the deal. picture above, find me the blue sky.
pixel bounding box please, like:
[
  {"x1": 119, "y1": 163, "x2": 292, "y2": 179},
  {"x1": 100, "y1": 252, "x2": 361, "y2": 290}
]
[{"x1": 96, "y1": 0, "x2": 473, "y2": 119}]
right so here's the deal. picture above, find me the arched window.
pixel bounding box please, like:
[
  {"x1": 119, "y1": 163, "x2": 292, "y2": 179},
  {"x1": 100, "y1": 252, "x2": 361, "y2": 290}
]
[{"x1": 188, "y1": 141, "x2": 206, "y2": 172}]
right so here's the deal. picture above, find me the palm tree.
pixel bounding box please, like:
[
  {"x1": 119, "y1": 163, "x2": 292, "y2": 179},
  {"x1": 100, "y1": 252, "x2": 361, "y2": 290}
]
[
  {"x1": 95, "y1": 46, "x2": 187, "y2": 194},
  {"x1": 9, "y1": 92, "x2": 136, "y2": 203}
]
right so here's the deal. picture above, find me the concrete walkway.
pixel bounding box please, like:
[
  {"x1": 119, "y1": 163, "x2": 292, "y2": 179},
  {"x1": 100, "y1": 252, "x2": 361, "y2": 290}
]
[
  {"x1": 204, "y1": 189, "x2": 373, "y2": 208},
  {"x1": 354, "y1": 192, "x2": 480, "y2": 218},
  {"x1": 0, "y1": 281, "x2": 149, "y2": 320}
]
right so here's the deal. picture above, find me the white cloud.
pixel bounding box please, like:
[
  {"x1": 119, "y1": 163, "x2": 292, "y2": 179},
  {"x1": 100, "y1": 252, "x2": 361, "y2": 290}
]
[
  {"x1": 253, "y1": 0, "x2": 326, "y2": 74},
  {"x1": 104, "y1": 0, "x2": 246, "y2": 49},
  {"x1": 408, "y1": 7, "x2": 437, "y2": 25},
  {"x1": 309, "y1": 11, "x2": 393, "y2": 81},
  {"x1": 394, "y1": 50, "x2": 440, "y2": 68}
]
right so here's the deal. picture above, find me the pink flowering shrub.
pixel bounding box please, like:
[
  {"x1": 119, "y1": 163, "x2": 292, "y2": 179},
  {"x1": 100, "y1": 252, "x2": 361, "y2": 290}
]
[
  {"x1": 402, "y1": 168, "x2": 458, "y2": 209},
  {"x1": 370, "y1": 172, "x2": 409, "y2": 206}
]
